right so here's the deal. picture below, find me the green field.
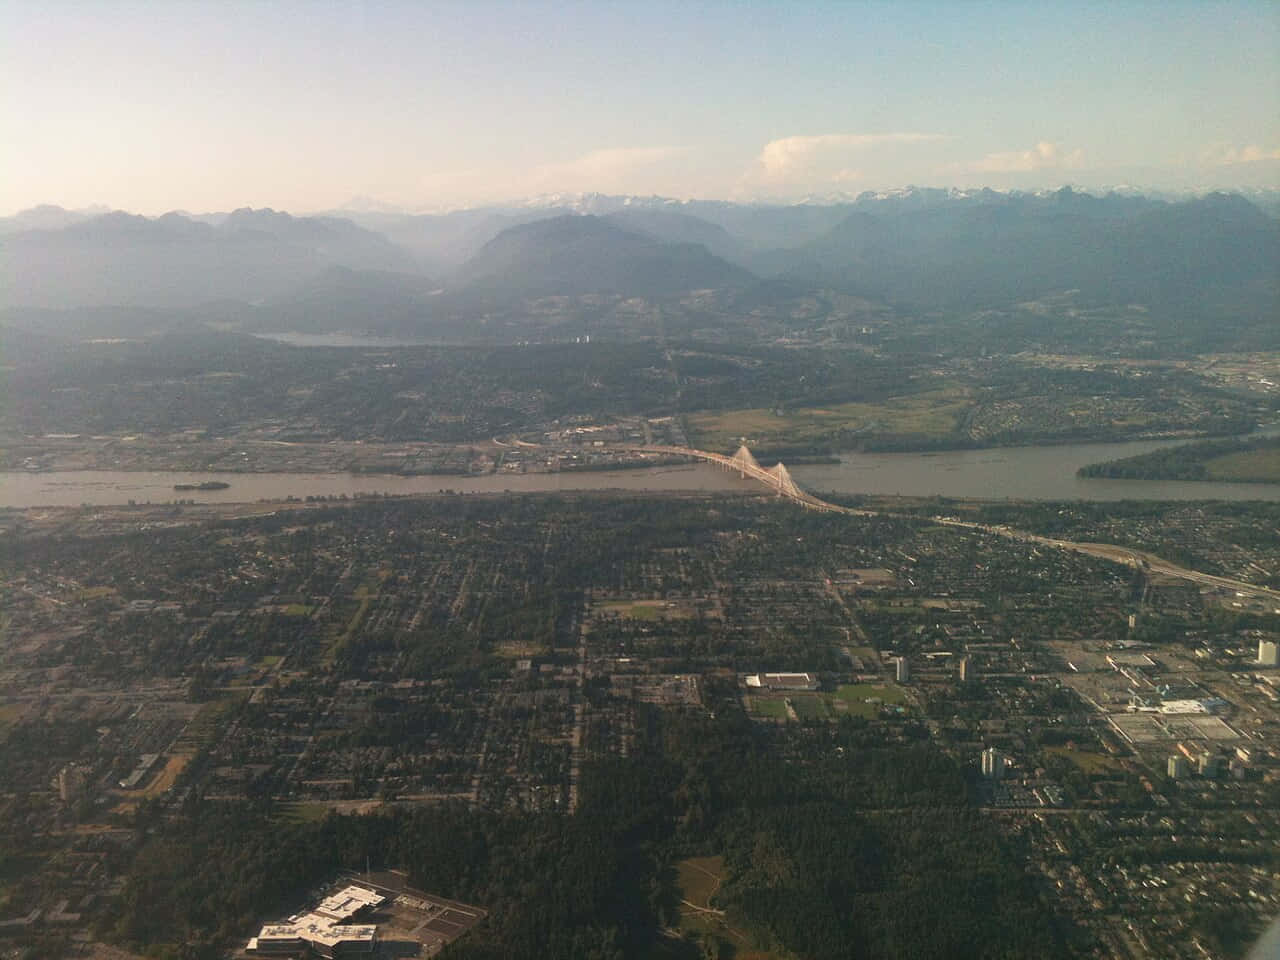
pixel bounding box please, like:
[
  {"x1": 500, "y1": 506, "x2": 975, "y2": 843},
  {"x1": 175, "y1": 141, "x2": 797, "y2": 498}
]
[
  {"x1": 1044, "y1": 745, "x2": 1123, "y2": 775},
  {"x1": 790, "y1": 695, "x2": 830, "y2": 720},
  {"x1": 598, "y1": 601, "x2": 660, "y2": 620},
  {"x1": 834, "y1": 683, "x2": 908, "y2": 718},
  {"x1": 275, "y1": 801, "x2": 331, "y2": 824},
  {"x1": 685, "y1": 387, "x2": 970, "y2": 452},
  {"x1": 747, "y1": 697, "x2": 789, "y2": 719},
  {"x1": 594, "y1": 599, "x2": 697, "y2": 623},
  {"x1": 1205, "y1": 447, "x2": 1280, "y2": 483}
]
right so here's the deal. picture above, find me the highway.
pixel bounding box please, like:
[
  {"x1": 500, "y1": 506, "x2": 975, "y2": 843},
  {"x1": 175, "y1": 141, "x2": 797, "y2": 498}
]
[{"x1": 624, "y1": 442, "x2": 1280, "y2": 604}]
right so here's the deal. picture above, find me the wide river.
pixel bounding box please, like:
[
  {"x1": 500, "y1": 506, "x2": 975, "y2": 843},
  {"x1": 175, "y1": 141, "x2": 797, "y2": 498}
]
[{"x1": 3, "y1": 436, "x2": 1278, "y2": 508}]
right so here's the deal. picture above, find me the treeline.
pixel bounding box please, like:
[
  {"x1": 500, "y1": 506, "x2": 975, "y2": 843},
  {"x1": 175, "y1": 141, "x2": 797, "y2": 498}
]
[{"x1": 1078, "y1": 435, "x2": 1280, "y2": 482}]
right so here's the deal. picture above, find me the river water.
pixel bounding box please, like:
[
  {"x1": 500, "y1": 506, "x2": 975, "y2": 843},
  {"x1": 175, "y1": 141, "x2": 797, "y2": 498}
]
[{"x1": 2, "y1": 437, "x2": 1277, "y2": 508}]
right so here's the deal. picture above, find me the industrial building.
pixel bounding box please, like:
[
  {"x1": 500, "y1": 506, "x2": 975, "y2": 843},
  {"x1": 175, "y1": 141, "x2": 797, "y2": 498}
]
[
  {"x1": 744, "y1": 672, "x2": 818, "y2": 691},
  {"x1": 247, "y1": 885, "x2": 384, "y2": 958},
  {"x1": 1259, "y1": 640, "x2": 1279, "y2": 668},
  {"x1": 895, "y1": 657, "x2": 910, "y2": 683}
]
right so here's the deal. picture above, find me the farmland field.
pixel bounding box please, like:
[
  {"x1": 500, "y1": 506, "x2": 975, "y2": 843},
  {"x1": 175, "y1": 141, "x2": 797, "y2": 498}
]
[{"x1": 685, "y1": 386, "x2": 971, "y2": 452}]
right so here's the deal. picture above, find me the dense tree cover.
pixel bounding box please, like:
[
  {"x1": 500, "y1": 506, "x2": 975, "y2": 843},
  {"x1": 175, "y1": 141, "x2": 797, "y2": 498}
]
[
  {"x1": 1079, "y1": 435, "x2": 1280, "y2": 482},
  {"x1": 110, "y1": 708, "x2": 1063, "y2": 960}
]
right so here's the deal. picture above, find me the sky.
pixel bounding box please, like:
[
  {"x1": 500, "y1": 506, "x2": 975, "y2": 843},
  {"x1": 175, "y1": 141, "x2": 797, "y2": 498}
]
[{"x1": 3, "y1": 0, "x2": 1279, "y2": 215}]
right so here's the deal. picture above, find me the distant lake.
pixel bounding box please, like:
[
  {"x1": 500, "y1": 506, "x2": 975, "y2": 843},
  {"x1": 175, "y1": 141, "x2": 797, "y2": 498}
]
[{"x1": 3, "y1": 436, "x2": 1278, "y2": 508}]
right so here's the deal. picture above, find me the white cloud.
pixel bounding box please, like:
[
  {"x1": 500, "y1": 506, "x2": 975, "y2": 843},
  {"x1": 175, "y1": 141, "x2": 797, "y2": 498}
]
[
  {"x1": 757, "y1": 132, "x2": 947, "y2": 178},
  {"x1": 1202, "y1": 143, "x2": 1280, "y2": 166},
  {"x1": 970, "y1": 141, "x2": 1084, "y2": 173},
  {"x1": 531, "y1": 146, "x2": 688, "y2": 187}
]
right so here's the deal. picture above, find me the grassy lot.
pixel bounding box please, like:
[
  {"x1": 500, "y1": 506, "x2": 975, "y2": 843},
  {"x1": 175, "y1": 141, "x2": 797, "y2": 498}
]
[
  {"x1": 1044, "y1": 745, "x2": 1124, "y2": 775},
  {"x1": 790, "y1": 695, "x2": 830, "y2": 720},
  {"x1": 676, "y1": 856, "x2": 723, "y2": 909},
  {"x1": 1205, "y1": 447, "x2": 1280, "y2": 483},
  {"x1": 747, "y1": 697, "x2": 789, "y2": 720},
  {"x1": 685, "y1": 386, "x2": 971, "y2": 452},
  {"x1": 834, "y1": 683, "x2": 908, "y2": 718},
  {"x1": 667, "y1": 856, "x2": 784, "y2": 960},
  {"x1": 599, "y1": 602, "x2": 660, "y2": 621},
  {"x1": 283, "y1": 603, "x2": 314, "y2": 617},
  {"x1": 494, "y1": 641, "x2": 552, "y2": 659},
  {"x1": 275, "y1": 802, "x2": 332, "y2": 824},
  {"x1": 595, "y1": 599, "x2": 696, "y2": 621}
]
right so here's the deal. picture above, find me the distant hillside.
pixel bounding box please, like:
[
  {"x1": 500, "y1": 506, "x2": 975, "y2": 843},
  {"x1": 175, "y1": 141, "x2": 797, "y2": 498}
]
[
  {"x1": 603, "y1": 208, "x2": 744, "y2": 261},
  {"x1": 0, "y1": 208, "x2": 423, "y2": 309},
  {"x1": 453, "y1": 214, "x2": 756, "y2": 300},
  {"x1": 765, "y1": 189, "x2": 1280, "y2": 332},
  {"x1": 248, "y1": 266, "x2": 441, "y2": 333}
]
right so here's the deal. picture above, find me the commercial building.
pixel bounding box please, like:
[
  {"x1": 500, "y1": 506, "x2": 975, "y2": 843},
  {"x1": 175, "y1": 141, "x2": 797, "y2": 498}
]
[
  {"x1": 1259, "y1": 640, "x2": 1279, "y2": 667},
  {"x1": 247, "y1": 885, "x2": 384, "y2": 958},
  {"x1": 745, "y1": 672, "x2": 818, "y2": 692},
  {"x1": 981, "y1": 747, "x2": 1005, "y2": 780},
  {"x1": 895, "y1": 657, "x2": 910, "y2": 683},
  {"x1": 1197, "y1": 752, "x2": 1223, "y2": 778},
  {"x1": 56, "y1": 764, "x2": 86, "y2": 803}
]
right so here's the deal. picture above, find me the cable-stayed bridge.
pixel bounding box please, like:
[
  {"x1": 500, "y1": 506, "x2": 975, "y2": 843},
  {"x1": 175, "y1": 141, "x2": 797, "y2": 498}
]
[
  {"x1": 626, "y1": 444, "x2": 849, "y2": 512},
  {"x1": 609, "y1": 441, "x2": 1280, "y2": 601}
]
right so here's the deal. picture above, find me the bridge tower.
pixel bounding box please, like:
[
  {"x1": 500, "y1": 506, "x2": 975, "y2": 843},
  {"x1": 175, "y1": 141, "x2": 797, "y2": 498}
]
[
  {"x1": 730, "y1": 445, "x2": 761, "y2": 478},
  {"x1": 765, "y1": 462, "x2": 801, "y2": 498}
]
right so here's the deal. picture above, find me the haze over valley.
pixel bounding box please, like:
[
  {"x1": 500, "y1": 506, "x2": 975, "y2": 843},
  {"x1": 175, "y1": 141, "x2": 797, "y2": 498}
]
[{"x1": 3, "y1": 3, "x2": 1280, "y2": 960}]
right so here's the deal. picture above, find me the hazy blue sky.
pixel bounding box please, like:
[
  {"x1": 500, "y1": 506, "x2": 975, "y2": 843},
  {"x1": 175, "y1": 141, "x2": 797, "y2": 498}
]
[{"x1": 3, "y1": 0, "x2": 1278, "y2": 214}]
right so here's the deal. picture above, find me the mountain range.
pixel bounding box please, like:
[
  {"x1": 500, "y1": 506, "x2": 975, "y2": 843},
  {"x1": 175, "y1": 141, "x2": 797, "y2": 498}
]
[{"x1": 2, "y1": 188, "x2": 1276, "y2": 347}]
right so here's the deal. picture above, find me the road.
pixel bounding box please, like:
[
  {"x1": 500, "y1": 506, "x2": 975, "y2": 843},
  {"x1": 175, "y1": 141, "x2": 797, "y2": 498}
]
[{"x1": 622, "y1": 443, "x2": 1280, "y2": 604}]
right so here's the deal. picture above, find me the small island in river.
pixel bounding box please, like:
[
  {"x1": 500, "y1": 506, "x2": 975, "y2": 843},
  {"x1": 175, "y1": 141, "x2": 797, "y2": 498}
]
[{"x1": 173, "y1": 480, "x2": 232, "y2": 491}]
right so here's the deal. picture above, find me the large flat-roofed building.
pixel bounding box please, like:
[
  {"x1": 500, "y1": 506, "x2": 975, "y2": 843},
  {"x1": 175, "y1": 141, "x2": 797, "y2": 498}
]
[
  {"x1": 248, "y1": 885, "x2": 383, "y2": 957},
  {"x1": 745, "y1": 672, "x2": 818, "y2": 691},
  {"x1": 315, "y1": 885, "x2": 384, "y2": 922},
  {"x1": 251, "y1": 914, "x2": 376, "y2": 958}
]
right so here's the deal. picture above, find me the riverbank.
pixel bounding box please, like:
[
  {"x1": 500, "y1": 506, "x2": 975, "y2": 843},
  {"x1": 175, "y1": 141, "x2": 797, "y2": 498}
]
[{"x1": 7, "y1": 433, "x2": 1280, "y2": 508}]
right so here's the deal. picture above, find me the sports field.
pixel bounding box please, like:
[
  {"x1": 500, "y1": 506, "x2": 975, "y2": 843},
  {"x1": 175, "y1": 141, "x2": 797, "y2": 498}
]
[{"x1": 834, "y1": 683, "x2": 908, "y2": 718}]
